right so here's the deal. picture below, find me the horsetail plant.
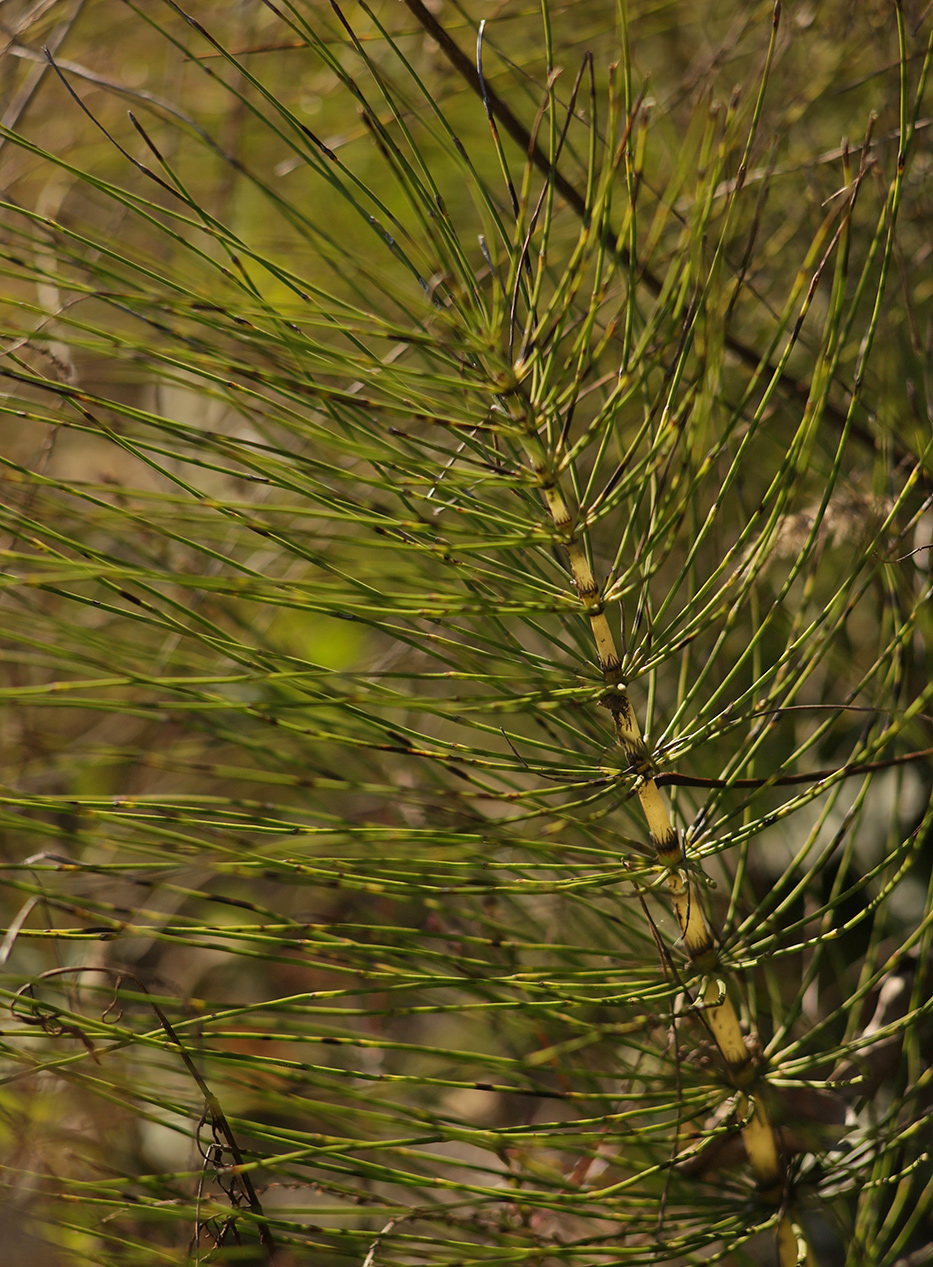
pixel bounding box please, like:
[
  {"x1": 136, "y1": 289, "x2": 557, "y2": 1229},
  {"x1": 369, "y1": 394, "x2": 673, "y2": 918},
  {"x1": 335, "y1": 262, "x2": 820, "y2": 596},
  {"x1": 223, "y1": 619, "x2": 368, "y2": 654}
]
[{"x1": 1, "y1": 2, "x2": 932, "y2": 1265}]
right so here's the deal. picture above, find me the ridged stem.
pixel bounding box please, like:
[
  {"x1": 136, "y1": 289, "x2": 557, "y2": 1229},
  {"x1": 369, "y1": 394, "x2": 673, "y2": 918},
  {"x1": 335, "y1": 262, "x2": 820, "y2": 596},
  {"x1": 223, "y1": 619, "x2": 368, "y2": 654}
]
[{"x1": 519, "y1": 414, "x2": 783, "y2": 1196}]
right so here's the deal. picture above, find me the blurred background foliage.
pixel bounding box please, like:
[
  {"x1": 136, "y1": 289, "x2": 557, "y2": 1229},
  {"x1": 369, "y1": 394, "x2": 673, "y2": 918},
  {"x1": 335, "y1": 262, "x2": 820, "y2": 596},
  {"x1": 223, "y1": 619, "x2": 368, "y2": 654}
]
[{"x1": 1, "y1": 1, "x2": 932, "y2": 1264}]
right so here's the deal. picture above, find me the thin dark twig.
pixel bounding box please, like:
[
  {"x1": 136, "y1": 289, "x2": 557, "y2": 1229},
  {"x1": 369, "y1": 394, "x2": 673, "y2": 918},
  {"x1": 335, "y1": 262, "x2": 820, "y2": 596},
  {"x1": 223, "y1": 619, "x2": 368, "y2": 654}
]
[
  {"x1": 399, "y1": 0, "x2": 887, "y2": 460},
  {"x1": 656, "y1": 746, "x2": 933, "y2": 790},
  {"x1": 13, "y1": 966, "x2": 277, "y2": 1257},
  {"x1": 42, "y1": 49, "x2": 184, "y2": 202}
]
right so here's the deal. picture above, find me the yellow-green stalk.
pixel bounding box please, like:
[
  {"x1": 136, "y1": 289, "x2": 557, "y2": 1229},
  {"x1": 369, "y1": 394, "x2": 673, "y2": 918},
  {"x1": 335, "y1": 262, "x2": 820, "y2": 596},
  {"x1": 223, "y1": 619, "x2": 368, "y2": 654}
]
[{"x1": 517, "y1": 408, "x2": 784, "y2": 1198}]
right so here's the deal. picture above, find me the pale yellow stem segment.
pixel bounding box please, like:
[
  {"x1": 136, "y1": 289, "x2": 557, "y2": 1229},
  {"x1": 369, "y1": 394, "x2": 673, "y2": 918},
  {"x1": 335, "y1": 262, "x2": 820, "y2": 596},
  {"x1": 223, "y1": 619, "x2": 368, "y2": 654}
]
[
  {"x1": 527, "y1": 431, "x2": 784, "y2": 1195},
  {"x1": 777, "y1": 1213, "x2": 817, "y2": 1266}
]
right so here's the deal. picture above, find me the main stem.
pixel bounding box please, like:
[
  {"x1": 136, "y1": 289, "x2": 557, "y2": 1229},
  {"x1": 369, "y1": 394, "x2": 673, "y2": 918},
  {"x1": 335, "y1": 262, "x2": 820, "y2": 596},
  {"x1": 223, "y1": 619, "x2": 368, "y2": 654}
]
[{"x1": 517, "y1": 413, "x2": 784, "y2": 1198}]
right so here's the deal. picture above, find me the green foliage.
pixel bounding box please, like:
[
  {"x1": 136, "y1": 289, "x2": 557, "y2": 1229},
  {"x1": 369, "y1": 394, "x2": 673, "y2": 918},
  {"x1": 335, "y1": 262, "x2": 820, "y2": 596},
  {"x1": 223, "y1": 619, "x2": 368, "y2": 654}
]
[{"x1": 1, "y1": 2, "x2": 932, "y2": 1263}]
